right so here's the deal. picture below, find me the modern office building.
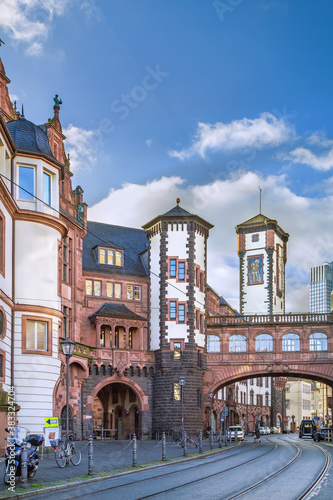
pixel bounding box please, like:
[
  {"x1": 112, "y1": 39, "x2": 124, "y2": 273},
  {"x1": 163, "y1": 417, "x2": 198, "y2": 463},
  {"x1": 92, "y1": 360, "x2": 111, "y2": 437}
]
[{"x1": 309, "y1": 262, "x2": 333, "y2": 313}]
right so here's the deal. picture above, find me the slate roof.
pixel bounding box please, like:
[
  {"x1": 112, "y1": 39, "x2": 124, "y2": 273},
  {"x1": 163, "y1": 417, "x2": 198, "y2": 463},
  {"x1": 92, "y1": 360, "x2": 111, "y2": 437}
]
[
  {"x1": 238, "y1": 213, "x2": 273, "y2": 225},
  {"x1": 7, "y1": 117, "x2": 55, "y2": 160},
  {"x1": 83, "y1": 221, "x2": 149, "y2": 278},
  {"x1": 89, "y1": 303, "x2": 146, "y2": 321},
  {"x1": 163, "y1": 205, "x2": 192, "y2": 216},
  {"x1": 142, "y1": 203, "x2": 214, "y2": 230}
]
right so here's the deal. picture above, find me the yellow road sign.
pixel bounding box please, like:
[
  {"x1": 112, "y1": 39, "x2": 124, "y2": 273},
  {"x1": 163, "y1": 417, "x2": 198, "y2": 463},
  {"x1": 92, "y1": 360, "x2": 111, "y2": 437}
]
[{"x1": 44, "y1": 417, "x2": 59, "y2": 428}]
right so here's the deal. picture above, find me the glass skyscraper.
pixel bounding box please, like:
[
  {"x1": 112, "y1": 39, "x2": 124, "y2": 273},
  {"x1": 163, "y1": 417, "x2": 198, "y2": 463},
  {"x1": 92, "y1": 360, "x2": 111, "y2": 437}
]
[{"x1": 309, "y1": 262, "x2": 333, "y2": 313}]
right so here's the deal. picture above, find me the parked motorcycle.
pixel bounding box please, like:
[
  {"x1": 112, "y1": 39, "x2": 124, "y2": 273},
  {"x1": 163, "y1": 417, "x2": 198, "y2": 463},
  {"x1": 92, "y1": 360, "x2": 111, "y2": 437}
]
[{"x1": 4, "y1": 426, "x2": 44, "y2": 485}]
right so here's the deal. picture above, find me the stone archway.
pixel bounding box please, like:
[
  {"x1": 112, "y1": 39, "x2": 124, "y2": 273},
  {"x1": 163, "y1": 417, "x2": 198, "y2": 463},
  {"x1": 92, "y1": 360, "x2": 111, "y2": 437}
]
[{"x1": 86, "y1": 375, "x2": 149, "y2": 440}]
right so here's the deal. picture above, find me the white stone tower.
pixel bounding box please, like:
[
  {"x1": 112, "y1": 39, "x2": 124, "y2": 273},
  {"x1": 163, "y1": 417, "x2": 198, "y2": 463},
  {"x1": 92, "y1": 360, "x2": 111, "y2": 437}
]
[
  {"x1": 235, "y1": 214, "x2": 289, "y2": 315},
  {"x1": 142, "y1": 200, "x2": 213, "y2": 433}
]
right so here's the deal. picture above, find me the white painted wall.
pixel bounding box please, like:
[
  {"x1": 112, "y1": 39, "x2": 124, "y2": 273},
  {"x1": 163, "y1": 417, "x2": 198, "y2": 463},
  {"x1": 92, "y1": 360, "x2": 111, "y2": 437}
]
[
  {"x1": 0, "y1": 201, "x2": 13, "y2": 299},
  {"x1": 149, "y1": 233, "x2": 160, "y2": 350},
  {"x1": 167, "y1": 224, "x2": 188, "y2": 258},
  {"x1": 13, "y1": 311, "x2": 61, "y2": 434},
  {"x1": 15, "y1": 221, "x2": 61, "y2": 310}
]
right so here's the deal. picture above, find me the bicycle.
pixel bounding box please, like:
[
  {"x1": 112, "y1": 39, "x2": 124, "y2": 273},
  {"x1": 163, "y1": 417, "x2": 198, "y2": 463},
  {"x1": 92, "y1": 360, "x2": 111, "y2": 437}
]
[
  {"x1": 53, "y1": 434, "x2": 82, "y2": 468},
  {"x1": 176, "y1": 434, "x2": 197, "y2": 448}
]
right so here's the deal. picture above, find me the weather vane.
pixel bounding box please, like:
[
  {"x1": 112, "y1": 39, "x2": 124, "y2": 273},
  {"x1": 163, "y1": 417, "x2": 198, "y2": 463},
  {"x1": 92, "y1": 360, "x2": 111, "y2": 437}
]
[{"x1": 258, "y1": 186, "x2": 262, "y2": 214}]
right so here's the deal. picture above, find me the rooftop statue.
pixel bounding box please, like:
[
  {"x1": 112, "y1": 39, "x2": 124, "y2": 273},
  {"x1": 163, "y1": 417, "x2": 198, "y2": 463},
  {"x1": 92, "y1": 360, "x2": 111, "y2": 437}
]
[{"x1": 53, "y1": 94, "x2": 62, "y2": 109}]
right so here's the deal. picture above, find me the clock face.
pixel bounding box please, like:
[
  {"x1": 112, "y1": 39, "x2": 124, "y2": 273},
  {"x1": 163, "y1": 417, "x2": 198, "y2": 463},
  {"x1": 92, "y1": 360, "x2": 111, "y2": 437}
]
[{"x1": 248, "y1": 255, "x2": 263, "y2": 285}]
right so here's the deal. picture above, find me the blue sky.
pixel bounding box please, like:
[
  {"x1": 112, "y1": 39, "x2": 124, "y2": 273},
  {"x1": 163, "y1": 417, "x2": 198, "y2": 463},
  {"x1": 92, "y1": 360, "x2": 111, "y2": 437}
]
[{"x1": 1, "y1": 0, "x2": 333, "y2": 311}]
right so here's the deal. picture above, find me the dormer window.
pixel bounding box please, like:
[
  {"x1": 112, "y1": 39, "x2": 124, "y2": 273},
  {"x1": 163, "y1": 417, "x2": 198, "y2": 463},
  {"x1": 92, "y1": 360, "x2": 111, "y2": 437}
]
[{"x1": 98, "y1": 247, "x2": 124, "y2": 266}]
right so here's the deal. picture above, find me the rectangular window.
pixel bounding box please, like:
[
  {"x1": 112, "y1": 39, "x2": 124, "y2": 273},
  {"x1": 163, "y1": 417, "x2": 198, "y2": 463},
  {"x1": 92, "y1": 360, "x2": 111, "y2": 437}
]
[
  {"x1": 19, "y1": 166, "x2": 34, "y2": 200},
  {"x1": 43, "y1": 171, "x2": 51, "y2": 205},
  {"x1": 115, "y1": 251, "x2": 122, "y2": 266},
  {"x1": 174, "y1": 382, "x2": 181, "y2": 401},
  {"x1": 63, "y1": 306, "x2": 72, "y2": 338},
  {"x1": 23, "y1": 319, "x2": 48, "y2": 352},
  {"x1": 100, "y1": 327, "x2": 105, "y2": 348},
  {"x1": 250, "y1": 393, "x2": 254, "y2": 405},
  {"x1": 285, "y1": 399, "x2": 290, "y2": 409},
  {"x1": 127, "y1": 285, "x2": 133, "y2": 299},
  {"x1": 170, "y1": 301, "x2": 176, "y2": 320},
  {"x1": 107, "y1": 249, "x2": 114, "y2": 265},
  {"x1": 94, "y1": 281, "x2": 101, "y2": 296},
  {"x1": 99, "y1": 248, "x2": 106, "y2": 264},
  {"x1": 86, "y1": 279, "x2": 93, "y2": 295},
  {"x1": 62, "y1": 237, "x2": 72, "y2": 285},
  {"x1": 174, "y1": 342, "x2": 181, "y2": 359},
  {"x1": 170, "y1": 259, "x2": 176, "y2": 278},
  {"x1": 114, "y1": 283, "x2": 121, "y2": 298},
  {"x1": 178, "y1": 304, "x2": 185, "y2": 323},
  {"x1": 0, "y1": 352, "x2": 3, "y2": 380},
  {"x1": 134, "y1": 286, "x2": 141, "y2": 300},
  {"x1": 178, "y1": 262, "x2": 185, "y2": 280},
  {"x1": 107, "y1": 282, "x2": 113, "y2": 297}
]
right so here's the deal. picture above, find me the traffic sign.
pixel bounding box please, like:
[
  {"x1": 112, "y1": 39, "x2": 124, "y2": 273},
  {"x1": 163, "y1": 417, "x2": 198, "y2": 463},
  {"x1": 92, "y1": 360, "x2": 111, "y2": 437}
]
[
  {"x1": 44, "y1": 417, "x2": 59, "y2": 428},
  {"x1": 223, "y1": 406, "x2": 229, "y2": 416}
]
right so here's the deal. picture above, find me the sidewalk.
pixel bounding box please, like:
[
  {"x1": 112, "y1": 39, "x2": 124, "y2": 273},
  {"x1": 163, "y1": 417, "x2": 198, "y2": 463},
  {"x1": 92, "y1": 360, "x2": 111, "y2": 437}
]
[{"x1": 0, "y1": 437, "x2": 228, "y2": 498}]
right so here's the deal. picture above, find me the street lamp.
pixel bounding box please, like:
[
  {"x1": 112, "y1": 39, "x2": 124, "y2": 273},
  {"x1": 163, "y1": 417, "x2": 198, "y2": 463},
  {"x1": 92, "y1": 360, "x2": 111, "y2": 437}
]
[
  {"x1": 179, "y1": 377, "x2": 185, "y2": 438},
  {"x1": 209, "y1": 391, "x2": 213, "y2": 449},
  {"x1": 60, "y1": 338, "x2": 76, "y2": 437}
]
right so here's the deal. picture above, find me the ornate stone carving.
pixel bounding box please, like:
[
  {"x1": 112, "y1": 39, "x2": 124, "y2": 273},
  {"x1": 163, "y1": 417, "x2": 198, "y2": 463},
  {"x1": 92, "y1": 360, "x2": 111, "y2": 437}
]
[{"x1": 114, "y1": 351, "x2": 129, "y2": 374}]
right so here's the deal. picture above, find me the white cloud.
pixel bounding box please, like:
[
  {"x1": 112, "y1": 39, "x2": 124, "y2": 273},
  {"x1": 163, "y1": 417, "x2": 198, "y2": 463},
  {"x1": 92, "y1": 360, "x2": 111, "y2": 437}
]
[
  {"x1": 168, "y1": 112, "x2": 295, "y2": 160},
  {"x1": 287, "y1": 147, "x2": 333, "y2": 171},
  {"x1": 146, "y1": 139, "x2": 153, "y2": 147},
  {"x1": 63, "y1": 124, "x2": 99, "y2": 174},
  {"x1": 88, "y1": 172, "x2": 333, "y2": 313},
  {"x1": 0, "y1": 0, "x2": 71, "y2": 55}
]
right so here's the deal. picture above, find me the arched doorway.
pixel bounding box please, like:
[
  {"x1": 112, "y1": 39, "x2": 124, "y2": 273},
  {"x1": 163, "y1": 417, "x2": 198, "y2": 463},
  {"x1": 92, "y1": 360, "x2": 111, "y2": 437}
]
[{"x1": 93, "y1": 382, "x2": 141, "y2": 439}]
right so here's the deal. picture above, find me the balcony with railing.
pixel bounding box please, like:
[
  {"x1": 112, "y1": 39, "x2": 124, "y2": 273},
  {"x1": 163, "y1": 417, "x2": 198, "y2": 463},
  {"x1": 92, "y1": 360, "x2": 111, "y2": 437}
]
[{"x1": 207, "y1": 313, "x2": 333, "y2": 326}]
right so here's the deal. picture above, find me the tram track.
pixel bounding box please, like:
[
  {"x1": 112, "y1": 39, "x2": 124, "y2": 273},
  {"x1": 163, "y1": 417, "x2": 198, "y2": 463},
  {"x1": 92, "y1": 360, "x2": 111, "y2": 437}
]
[{"x1": 63, "y1": 441, "x2": 277, "y2": 500}]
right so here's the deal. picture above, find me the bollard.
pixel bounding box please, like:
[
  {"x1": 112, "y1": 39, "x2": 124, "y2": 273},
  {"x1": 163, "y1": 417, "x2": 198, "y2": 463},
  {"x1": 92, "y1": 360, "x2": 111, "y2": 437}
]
[
  {"x1": 209, "y1": 430, "x2": 213, "y2": 450},
  {"x1": 133, "y1": 433, "x2": 137, "y2": 467},
  {"x1": 219, "y1": 429, "x2": 222, "y2": 448},
  {"x1": 88, "y1": 435, "x2": 94, "y2": 475},
  {"x1": 183, "y1": 431, "x2": 187, "y2": 457},
  {"x1": 21, "y1": 441, "x2": 28, "y2": 486},
  {"x1": 198, "y1": 430, "x2": 203, "y2": 453},
  {"x1": 162, "y1": 432, "x2": 166, "y2": 461}
]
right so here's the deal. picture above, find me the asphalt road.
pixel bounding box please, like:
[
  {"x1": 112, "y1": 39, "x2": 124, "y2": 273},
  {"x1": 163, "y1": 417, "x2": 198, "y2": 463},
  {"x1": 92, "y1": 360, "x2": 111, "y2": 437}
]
[{"x1": 16, "y1": 434, "x2": 332, "y2": 500}]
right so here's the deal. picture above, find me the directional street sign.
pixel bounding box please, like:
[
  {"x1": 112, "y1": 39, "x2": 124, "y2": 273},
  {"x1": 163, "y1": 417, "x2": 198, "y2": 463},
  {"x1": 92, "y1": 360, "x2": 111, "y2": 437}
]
[{"x1": 44, "y1": 417, "x2": 59, "y2": 428}]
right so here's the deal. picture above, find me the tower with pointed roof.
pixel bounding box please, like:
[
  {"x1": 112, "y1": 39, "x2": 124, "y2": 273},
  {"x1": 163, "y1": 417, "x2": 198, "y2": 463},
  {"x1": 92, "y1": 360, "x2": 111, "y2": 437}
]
[
  {"x1": 235, "y1": 213, "x2": 289, "y2": 315},
  {"x1": 143, "y1": 200, "x2": 213, "y2": 433}
]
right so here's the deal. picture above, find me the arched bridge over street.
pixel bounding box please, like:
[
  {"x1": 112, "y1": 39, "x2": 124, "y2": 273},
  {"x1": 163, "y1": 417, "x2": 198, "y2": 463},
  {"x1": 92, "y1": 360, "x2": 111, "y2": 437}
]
[{"x1": 204, "y1": 313, "x2": 333, "y2": 393}]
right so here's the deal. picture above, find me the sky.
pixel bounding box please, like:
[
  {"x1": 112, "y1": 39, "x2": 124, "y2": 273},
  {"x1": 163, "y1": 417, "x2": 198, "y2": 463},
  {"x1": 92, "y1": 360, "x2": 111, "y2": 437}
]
[{"x1": 1, "y1": 0, "x2": 333, "y2": 312}]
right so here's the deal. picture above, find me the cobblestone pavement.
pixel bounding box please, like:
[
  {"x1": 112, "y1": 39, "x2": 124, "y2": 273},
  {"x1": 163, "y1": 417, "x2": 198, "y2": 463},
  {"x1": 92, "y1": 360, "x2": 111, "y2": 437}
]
[{"x1": 0, "y1": 437, "x2": 228, "y2": 498}]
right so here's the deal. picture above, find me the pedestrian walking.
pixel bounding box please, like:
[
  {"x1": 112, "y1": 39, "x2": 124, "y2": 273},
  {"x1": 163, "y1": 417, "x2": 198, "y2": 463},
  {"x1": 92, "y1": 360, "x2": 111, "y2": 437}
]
[{"x1": 254, "y1": 425, "x2": 261, "y2": 443}]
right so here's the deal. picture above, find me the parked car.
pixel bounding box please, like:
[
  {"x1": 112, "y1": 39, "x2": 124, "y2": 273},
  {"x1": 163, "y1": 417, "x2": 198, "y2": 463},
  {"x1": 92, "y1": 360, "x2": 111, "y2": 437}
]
[
  {"x1": 264, "y1": 427, "x2": 271, "y2": 435},
  {"x1": 228, "y1": 426, "x2": 245, "y2": 441},
  {"x1": 313, "y1": 427, "x2": 333, "y2": 442},
  {"x1": 270, "y1": 427, "x2": 279, "y2": 434},
  {"x1": 259, "y1": 426, "x2": 266, "y2": 435},
  {"x1": 299, "y1": 419, "x2": 316, "y2": 438}
]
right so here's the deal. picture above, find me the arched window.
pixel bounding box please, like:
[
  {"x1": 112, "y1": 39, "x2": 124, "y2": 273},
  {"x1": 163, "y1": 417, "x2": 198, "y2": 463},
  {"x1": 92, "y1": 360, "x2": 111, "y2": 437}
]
[
  {"x1": 282, "y1": 333, "x2": 300, "y2": 352},
  {"x1": 229, "y1": 334, "x2": 246, "y2": 353},
  {"x1": 255, "y1": 334, "x2": 273, "y2": 352},
  {"x1": 309, "y1": 332, "x2": 328, "y2": 351},
  {"x1": 207, "y1": 335, "x2": 220, "y2": 353}
]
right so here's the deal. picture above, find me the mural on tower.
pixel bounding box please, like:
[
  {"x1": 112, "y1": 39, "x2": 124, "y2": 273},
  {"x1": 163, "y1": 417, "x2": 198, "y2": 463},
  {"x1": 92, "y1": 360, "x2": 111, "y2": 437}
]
[{"x1": 248, "y1": 255, "x2": 263, "y2": 285}]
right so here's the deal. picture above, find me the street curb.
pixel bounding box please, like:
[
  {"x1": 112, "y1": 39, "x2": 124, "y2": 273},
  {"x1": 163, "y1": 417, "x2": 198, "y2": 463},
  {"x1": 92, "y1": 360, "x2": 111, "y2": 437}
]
[{"x1": 0, "y1": 443, "x2": 240, "y2": 499}]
